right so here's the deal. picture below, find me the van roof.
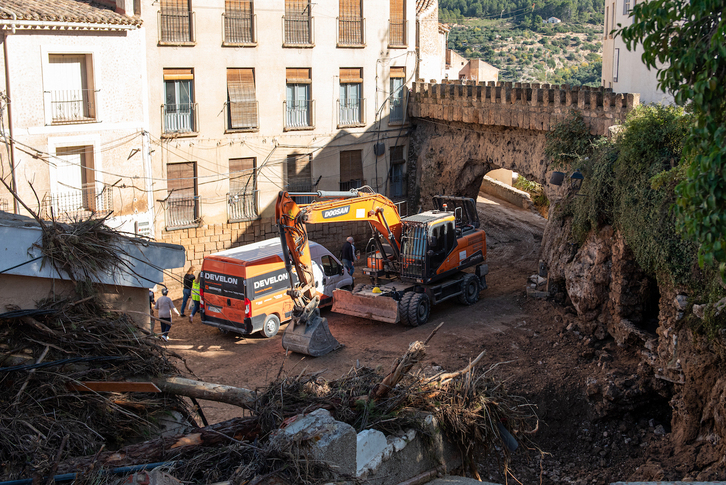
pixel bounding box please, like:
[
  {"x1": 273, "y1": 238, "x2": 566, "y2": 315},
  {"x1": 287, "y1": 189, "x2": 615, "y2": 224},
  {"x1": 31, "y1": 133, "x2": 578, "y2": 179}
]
[{"x1": 209, "y1": 238, "x2": 323, "y2": 262}]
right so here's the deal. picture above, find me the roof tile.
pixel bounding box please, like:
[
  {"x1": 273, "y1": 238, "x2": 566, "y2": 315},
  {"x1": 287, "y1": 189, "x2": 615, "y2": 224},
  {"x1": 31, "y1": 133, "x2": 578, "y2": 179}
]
[{"x1": 0, "y1": 0, "x2": 141, "y2": 27}]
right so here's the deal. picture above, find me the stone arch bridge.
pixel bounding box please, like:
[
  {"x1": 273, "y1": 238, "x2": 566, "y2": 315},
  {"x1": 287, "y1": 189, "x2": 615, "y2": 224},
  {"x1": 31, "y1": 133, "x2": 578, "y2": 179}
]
[{"x1": 406, "y1": 81, "x2": 639, "y2": 207}]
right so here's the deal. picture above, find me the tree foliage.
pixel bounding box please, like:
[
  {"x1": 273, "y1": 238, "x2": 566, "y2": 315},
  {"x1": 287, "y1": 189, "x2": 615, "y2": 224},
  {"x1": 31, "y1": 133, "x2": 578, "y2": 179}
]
[{"x1": 619, "y1": 0, "x2": 726, "y2": 278}]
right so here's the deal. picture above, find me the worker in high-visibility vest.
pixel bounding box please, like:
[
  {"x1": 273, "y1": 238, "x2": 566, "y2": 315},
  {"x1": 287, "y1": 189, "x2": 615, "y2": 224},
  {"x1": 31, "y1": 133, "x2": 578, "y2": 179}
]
[{"x1": 189, "y1": 272, "x2": 201, "y2": 323}]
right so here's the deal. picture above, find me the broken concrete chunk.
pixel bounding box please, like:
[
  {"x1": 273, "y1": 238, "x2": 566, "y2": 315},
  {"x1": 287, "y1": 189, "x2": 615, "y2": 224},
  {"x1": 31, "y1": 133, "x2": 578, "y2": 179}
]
[
  {"x1": 356, "y1": 429, "x2": 388, "y2": 476},
  {"x1": 270, "y1": 408, "x2": 356, "y2": 477}
]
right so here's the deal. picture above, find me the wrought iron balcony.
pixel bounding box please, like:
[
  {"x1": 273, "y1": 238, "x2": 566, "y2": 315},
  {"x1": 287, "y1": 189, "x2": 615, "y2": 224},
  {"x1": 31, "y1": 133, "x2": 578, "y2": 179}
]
[
  {"x1": 284, "y1": 99, "x2": 315, "y2": 130},
  {"x1": 162, "y1": 103, "x2": 198, "y2": 135},
  {"x1": 159, "y1": 10, "x2": 195, "y2": 44},
  {"x1": 227, "y1": 190, "x2": 258, "y2": 222},
  {"x1": 389, "y1": 90, "x2": 408, "y2": 124},
  {"x1": 337, "y1": 16, "x2": 365, "y2": 46},
  {"x1": 388, "y1": 19, "x2": 407, "y2": 47},
  {"x1": 47, "y1": 89, "x2": 98, "y2": 124},
  {"x1": 283, "y1": 15, "x2": 314, "y2": 46},
  {"x1": 338, "y1": 98, "x2": 365, "y2": 127},
  {"x1": 223, "y1": 12, "x2": 256, "y2": 45},
  {"x1": 165, "y1": 195, "x2": 201, "y2": 230},
  {"x1": 41, "y1": 187, "x2": 113, "y2": 221}
]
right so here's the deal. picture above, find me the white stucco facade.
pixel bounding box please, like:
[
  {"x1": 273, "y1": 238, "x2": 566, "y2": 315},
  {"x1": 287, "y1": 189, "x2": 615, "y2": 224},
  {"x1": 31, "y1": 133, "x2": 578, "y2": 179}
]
[
  {"x1": 0, "y1": 4, "x2": 153, "y2": 235},
  {"x1": 601, "y1": 0, "x2": 673, "y2": 105},
  {"x1": 142, "y1": 0, "x2": 419, "y2": 235}
]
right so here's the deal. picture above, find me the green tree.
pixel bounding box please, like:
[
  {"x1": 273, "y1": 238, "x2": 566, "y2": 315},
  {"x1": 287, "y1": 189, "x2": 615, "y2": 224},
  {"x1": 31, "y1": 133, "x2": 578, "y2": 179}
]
[{"x1": 619, "y1": 0, "x2": 726, "y2": 277}]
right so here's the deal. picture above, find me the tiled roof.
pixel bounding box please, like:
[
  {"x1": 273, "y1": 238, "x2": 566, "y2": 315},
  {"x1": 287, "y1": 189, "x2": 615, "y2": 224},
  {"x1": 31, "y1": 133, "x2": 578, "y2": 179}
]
[
  {"x1": 0, "y1": 0, "x2": 141, "y2": 27},
  {"x1": 416, "y1": 0, "x2": 437, "y2": 15}
]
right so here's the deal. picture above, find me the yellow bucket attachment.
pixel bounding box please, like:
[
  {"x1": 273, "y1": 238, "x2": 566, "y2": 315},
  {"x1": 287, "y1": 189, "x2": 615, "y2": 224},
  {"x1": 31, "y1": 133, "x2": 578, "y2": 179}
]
[
  {"x1": 332, "y1": 288, "x2": 400, "y2": 324},
  {"x1": 281, "y1": 309, "x2": 341, "y2": 357}
]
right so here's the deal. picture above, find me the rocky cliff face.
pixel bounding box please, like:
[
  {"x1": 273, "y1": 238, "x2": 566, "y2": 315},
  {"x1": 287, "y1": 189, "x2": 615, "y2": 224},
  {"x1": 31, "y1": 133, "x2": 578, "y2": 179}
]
[{"x1": 540, "y1": 212, "x2": 726, "y2": 478}]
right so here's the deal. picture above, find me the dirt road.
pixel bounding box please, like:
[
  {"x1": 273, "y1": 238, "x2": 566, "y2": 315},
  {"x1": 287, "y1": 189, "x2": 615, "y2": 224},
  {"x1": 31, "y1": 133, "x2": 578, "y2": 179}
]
[{"x1": 167, "y1": 194, "x2": 687, "y2": 484}]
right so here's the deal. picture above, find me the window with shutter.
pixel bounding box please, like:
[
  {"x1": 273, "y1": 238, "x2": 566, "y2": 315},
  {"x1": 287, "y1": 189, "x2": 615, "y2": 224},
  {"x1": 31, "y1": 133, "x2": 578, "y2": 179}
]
[
  {"x1": 338, "y1": 0, "x2": 363, "y2": 45},
  {"x1": 224, "y1": 0, "x2": 254, "y2": 44},
  {"x1": 160, "y1": 0, "x2": 193, "y2": 43},
  {"x1": 166, "y1": 161, "x2": 200, "y2": 228},
  {"x1": 47, "y1": 54, "x2": 96, "y2": 123},
  {"x1": 163, "y1": 69, "x2": 196, "y2": 134},
  {"x1": 389, "y1": 0, "x2": 405, "y2": 46},
  {"x1": 286, "y1": 154, "x2": 313, "y2": 195},
  {"x1": 285, "y1": 69, "x2": 312, "y2": 129},
  {"x1": 339, "y1": 68, "x2": 363, "y2": 126},
  {"x1": 390, "y1": 145, "x2": 406, "y2": 197},
  {"x1": 390, "y1": 67, "x2": 405, "y2": 124},
  {"x1": 339, "y1": 150, "x2": 363, "y2": 190},
  {"x1": 227, "y1": 68, "x2": 257, "y2": 130},
  {"x1": 229, "y1": 157, "x2": 256, "y2": 194},
  {"x1": 284, "y1": 0, "x2": 312, "y2": 45}
]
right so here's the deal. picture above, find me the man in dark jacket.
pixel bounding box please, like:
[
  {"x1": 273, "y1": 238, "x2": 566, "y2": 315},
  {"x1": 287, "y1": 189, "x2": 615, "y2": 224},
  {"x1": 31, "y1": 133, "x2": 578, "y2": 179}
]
[{"x1": 341, "y1": 236, "x2": 356, "y2": 276}]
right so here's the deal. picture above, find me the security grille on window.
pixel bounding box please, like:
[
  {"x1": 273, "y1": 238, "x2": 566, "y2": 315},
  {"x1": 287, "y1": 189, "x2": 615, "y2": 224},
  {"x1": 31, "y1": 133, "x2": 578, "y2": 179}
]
[
  {"x1": 166, "y1": 161, "x2": 200, "y2": 229},
  {"x1": 228, "y1": 157, "x2": 258, "y2": 221},
  {"x1": 163, "y1": 69, "x2": 196, "y2": 134},
  {"x1": 285, "y1": 68, "x2": 312, "y2": 129},
  {"x1": 339, "y1": 0, "x2": 363, "y2": 46},
  {"x1": 390, "y1": 145, "x2": 406, "y2": 197},
  {"x1": 339, "y1": 68, "x2": 363, "y2": 126},
  {"x1": 227, "y1": 68, "x2": 258, "y2": 130},
  {"x1": 286, "y1": 154, "x2": 313, "y2": 203},
  {"x1": 224, "y1": 0, "x2": 255, "y2": 44},
  {"x1": 389, "y1": 0, "x2": 406, "y2": 47},
  {"x1": 284, "y1": 0, "x2": 313, "y2": 46},
  {"x1": 160, "y1": 0, "x2": 193, "y2": 43},
  {"x1": 46, "y1": 54, "x2": 97, "y2": 124},
  {"x1": 389, "y1": 67, "x2": 405, "y2": 124},
  {"x1": 339, "y1": 150, "x2": 363, "y2": 191}
]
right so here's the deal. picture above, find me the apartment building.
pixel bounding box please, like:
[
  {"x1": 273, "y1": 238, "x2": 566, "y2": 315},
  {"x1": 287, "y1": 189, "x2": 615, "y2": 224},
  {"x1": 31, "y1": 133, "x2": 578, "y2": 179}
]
[
  {"x1": 0, "y1": 0, "x2": 154, "y2": 235},
  {"x1": 601, "y1": 0, "x2": 673, "y2": 105},
  {"x1": 142, "y1": 0, "x2": 426, "y2": 248}
]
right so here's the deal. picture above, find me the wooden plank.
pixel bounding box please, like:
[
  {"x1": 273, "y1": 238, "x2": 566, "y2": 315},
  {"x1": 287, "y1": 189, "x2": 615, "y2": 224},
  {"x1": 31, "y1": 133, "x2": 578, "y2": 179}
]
[{"x1": 67, "y1": 381, "x2": 162, "y2": 393}]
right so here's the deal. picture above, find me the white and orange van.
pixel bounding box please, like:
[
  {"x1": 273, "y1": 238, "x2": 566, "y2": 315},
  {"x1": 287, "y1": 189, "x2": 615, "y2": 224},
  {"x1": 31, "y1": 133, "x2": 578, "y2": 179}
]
[{"x1": 199, "y1": 238, "x2": 353, "y2": 338}]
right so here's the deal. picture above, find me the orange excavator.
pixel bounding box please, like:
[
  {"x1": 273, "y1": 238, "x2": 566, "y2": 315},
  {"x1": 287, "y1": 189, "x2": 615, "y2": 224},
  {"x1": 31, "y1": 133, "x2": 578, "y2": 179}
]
[{"x1": 276, "y1": 186, "x2": 488, "y2": 356}]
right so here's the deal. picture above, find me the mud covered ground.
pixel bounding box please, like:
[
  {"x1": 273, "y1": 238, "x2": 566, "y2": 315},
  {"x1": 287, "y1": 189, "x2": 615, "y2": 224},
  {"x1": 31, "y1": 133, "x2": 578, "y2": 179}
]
[{"x1": 165, "y1": 194, "x2": 714, "y2": 484}]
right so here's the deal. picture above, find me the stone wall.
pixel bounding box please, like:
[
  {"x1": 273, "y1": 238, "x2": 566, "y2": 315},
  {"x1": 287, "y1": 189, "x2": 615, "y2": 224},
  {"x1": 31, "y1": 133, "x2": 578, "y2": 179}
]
[
  {"x1": 160, "y1": 217, "x2": 372, "y2": 289},
  {"x1": 409, "y1": 81, "x2": 636, "y2": 136}
]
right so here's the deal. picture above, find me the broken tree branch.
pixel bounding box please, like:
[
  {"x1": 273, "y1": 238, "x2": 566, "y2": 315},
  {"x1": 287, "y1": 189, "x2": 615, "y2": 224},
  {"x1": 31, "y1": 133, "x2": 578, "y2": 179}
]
[
  {"x1": 369, "y1": 341, "x2": 427, "y2": 402},
  {"x1": 435, "y1": 350, "x2": 486, "y2": 385},
  {"x1": 141, "y1": 376, "x2": 257, "y2": 409}
]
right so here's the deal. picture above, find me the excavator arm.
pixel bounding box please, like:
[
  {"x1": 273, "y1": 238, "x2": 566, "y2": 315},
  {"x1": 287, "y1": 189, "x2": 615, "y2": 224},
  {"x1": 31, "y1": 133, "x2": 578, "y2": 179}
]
[{"x1": 275, "y1": 188, "x2": 403, "y2": 356}]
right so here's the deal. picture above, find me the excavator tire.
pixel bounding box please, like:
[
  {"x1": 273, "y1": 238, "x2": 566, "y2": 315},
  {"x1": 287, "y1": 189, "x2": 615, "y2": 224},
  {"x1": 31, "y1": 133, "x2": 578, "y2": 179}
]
[
  {"x1": 406, "y1": 293, "x2": 430, "y2": 327},
  {"x1": 398, "y1": 292, "x2": 415, "y2": 326},
  {"x1": 458, "y1": 274, "x2": 480, "y2": 306}
]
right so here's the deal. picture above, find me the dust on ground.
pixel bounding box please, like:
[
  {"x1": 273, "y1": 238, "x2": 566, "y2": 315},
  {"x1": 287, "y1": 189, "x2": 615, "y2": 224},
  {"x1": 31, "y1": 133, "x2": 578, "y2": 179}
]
[{"x1": 166, "y1": 194, "x2": 695, "y2": 484}]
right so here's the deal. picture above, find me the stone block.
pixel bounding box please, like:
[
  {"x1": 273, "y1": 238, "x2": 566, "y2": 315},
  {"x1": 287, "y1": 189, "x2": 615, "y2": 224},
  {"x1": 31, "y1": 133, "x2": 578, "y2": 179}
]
[{"x1": 270, "y1": 408, "x2": 356, "y2": 477}]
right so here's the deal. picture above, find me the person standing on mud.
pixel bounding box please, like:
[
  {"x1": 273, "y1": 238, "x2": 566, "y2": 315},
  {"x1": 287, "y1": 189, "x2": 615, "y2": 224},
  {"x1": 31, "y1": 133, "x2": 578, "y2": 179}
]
[
  {"x1": 189, "y1": 272, "x2": 201, "y2": 323},
  {"x1": 341, "y1": 236, "x2": 356, "y2": 276},
  {"x1": 180, "y1": 266, "x2": 195, "y2": 316},
  {"x1": 154, "y1": 288, "x2": 179, "y2": 340}
]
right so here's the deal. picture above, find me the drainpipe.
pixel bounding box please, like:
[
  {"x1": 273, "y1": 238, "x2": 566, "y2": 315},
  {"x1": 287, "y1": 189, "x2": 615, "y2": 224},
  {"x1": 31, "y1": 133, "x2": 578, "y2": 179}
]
[{"x1": 0, "y1": 7, "x2": 17, "y2": 214}]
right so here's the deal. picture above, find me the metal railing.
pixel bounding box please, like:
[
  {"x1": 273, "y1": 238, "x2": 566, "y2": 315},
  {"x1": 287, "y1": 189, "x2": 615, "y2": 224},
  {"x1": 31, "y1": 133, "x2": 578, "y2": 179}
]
[
  {"x1": 159, "y1": 10, "x2": 195, "y2": 44},
  {"x1": 388, "y1": 19, "x2": 407, "y2": 47},
  {"x1": 0, "y1": 198, "x2": 9, "y2": 212},
  {"x1": 225, "y1": 100, "x2": 259, "y2": 131},
  {"x1": 287, "y1": 181, "x2": 314, "y2": 204},
  {"x1": 165, "y1": 195, "x2": 201, "y2": 229},
  {"x1": 337, "y1": 16, "x2": 365, "y2": 46},
  {"x1": 389, "y1": 89, "x2": 407, "y2": 124},
  {"x1": 41, "y1": 187, "x2": 113, "y2": 221},
  {"x1": 47, "y1": 89, "x2": 97, "y2": 123},
  {"x1": 227, "y1": 190, "x2": 258, "y2": 222},
  {"x1": 222, "y1": 12, "x2": 256, "y2": 45},
  {"x1": 394, "y1": 199, "x2": 408, "y2": 217},
  {"x1": 162, "y1": 103, "x2": 198, "y2": 134},
  {"x1": 284, "y1": 99, "x2": 315, "y2": 129},
  {"x1": 283, "y1": 15, "x2": 314, "y2": 46},
  {"x1": 340, "y1": 180, "x2": 362, "y2": 191},
  {"x1": 338, "y1": 98, "x2": 365, "y2": 127}
]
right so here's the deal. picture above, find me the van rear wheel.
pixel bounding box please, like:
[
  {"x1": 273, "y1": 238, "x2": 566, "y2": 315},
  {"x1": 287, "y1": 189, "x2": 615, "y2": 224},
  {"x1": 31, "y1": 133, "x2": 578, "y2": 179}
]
[{"x1": 262, "y1": 315, "x2": 280, "y2": 338}]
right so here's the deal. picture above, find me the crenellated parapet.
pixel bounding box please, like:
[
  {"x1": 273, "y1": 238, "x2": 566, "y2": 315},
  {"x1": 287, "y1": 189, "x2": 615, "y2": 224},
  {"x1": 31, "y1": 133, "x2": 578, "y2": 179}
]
[{"x1": 409, "y1": 80, "x2": 639, "y2": 135}]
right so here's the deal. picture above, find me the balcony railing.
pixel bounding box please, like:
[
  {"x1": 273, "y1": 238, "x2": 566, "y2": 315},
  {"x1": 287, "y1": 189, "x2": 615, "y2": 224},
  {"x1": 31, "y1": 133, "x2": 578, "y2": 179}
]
[
  {"x1": 337, "y1": 16, "x2": 365, "y2": 46},
  {"x1": 283, "y1": 15, "x2": 314, "y2": 46},
  {"x1": 340, "y1": 179, "x2": 363, "y2": 191},
  {"x1": 223, "y1": 12, "x2": 256, "y2": 45},
  {"x1": 338, "y1": 98, "x2": 365, "y2": 127},
  {"x1": 225, "y1": 100, "x2": 259, "y2": 132},
  {"x1": 47, "y1": 89, "x2": 98, "y2": 124},
  {"x1": 389, "y1": 89, "x2": 408, "y2": 124},
  {"x1": 159, "y1": 10, "x2": 195, "y2": 44},
  {"x1": 165, "y1": 195, "x2": 201, "y2": 230},
  {"x1": 388, "y1": 19, "x2": 407, "y2": 47},
  {"x1": 284, "y1": 100, "x2": 315, "y2": 130},
  {"x1": 0, "y1": 198, "x2": 9, "y2": 212},
  {"x1": 41, "y1": 187, "x2": 113, "y2": 221},
  {"x1": 287, "y1": 181, "x2": 314, "y2": 204},
  {"x1": 162, "y1": 103, "x2": 198, "y2": 135},
  {"x1": 227, "y1": 190, "x2": 258, "y2": 222}
]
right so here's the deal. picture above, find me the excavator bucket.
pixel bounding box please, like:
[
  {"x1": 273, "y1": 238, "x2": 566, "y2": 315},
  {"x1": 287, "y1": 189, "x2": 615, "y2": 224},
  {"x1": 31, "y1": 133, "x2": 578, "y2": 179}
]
[
  {"x1": 281, "y1": 312, "x2": 341, "y2": 357},
  {"x1": 332, "y1": 289, "x2": 400, "y2": 324}
]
